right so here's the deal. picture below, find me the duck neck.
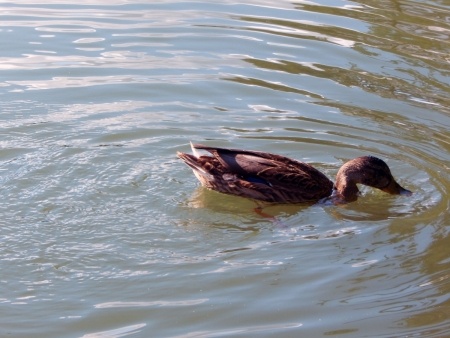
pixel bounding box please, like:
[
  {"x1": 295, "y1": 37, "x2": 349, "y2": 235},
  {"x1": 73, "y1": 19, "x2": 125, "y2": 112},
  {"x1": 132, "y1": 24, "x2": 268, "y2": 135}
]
[
  {"x1": 334, "y1": 178, "x2": 359, "y2": 202},
  {"x1": 334, "y1": 162, "x2": 364, "y2": 202}
]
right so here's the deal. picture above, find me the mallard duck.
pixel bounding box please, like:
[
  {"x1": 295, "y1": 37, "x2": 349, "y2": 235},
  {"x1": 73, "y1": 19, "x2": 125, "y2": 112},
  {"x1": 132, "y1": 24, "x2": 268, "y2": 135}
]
[{"x1": 177, "y1": 142, "x2": 412, "y2": 204}]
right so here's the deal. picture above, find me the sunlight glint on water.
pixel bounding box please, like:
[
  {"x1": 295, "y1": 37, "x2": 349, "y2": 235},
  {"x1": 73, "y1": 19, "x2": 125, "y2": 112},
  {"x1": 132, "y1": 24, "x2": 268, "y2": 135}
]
[{"x1": 0, "y1": 1, "x2": 449, "y2": 337}]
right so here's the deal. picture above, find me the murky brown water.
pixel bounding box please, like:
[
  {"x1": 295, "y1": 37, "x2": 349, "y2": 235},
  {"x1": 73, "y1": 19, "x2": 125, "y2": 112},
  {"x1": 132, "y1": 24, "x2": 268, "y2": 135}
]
[{"x1": 1, "y1": 1, "x2": 449, "y2": 337}]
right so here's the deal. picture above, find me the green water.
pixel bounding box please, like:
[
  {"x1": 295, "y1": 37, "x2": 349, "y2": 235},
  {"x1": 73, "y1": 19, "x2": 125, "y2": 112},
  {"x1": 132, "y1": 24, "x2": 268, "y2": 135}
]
[{"x1": 1, "y1": 1, "x2": 449, "y2": 337}]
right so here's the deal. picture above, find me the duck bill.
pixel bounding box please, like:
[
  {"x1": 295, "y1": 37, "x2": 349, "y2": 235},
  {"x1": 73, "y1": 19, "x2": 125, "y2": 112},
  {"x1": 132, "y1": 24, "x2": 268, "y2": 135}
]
[
  {"x1": 399, "y1": 186, "x2": 413, "y2": 196},
  {"x1": 382, "y1": 181, "x2": 412, "y2": 196}
]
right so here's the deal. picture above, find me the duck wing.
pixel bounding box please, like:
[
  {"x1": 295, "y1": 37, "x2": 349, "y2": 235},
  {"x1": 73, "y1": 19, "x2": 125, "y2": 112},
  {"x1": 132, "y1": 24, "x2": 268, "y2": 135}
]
[{"x1": 192, "y1": 144, "x2": 333, "y2": 201}]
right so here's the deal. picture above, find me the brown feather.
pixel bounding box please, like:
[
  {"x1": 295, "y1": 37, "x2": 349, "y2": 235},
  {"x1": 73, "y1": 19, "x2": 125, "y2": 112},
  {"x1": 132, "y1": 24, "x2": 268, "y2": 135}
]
[
  {"x1": 177, "y1": 144, "x2": 411, "y2": 204},
  {"x1": 177, "y1": 144, "x2": 333, "y2": 203}
]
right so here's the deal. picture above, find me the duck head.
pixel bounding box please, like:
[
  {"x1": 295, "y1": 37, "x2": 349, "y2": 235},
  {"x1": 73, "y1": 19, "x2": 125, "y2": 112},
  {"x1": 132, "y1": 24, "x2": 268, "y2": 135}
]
[{"x1": 334, "y1": 156, "x2": 412, "y2": 203}]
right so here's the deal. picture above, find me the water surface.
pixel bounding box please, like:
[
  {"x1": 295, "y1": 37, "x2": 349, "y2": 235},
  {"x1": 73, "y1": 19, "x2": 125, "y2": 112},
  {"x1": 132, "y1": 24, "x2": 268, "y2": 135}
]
[{"x1": 1, "y1": 0, "x2": 449, "y2": 337}]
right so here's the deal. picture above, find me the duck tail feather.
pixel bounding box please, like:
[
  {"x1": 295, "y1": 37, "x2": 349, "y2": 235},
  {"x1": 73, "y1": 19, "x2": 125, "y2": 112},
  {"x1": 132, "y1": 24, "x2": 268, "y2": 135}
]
[{"x1": 177, "y1": 151, "x2": 212, "y2": 179}]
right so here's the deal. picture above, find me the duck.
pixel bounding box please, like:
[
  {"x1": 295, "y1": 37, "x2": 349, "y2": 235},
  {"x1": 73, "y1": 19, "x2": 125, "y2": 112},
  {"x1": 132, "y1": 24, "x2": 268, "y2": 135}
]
[{"x1": 177, "y1": 142, "x2": 412, "y2": 204}]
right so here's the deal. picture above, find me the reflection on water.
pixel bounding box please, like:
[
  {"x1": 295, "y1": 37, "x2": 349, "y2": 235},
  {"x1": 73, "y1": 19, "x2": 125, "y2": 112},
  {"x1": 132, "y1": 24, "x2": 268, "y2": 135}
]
[{"x1": 0, "y1": 0, "x2": 449, "y2": 337}]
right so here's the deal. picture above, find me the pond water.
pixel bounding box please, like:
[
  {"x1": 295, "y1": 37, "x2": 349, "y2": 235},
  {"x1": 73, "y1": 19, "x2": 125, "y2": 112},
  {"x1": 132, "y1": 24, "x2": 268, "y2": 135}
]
[{"x1": 1, "y1": 0, "x2": 449, "y2": 337}]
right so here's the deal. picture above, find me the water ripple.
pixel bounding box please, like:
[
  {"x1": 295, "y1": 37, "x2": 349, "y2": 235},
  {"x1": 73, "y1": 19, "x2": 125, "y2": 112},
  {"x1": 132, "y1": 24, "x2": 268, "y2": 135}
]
[{"x1": 1, "y1": 1, "x2": 449, "y2": 337}]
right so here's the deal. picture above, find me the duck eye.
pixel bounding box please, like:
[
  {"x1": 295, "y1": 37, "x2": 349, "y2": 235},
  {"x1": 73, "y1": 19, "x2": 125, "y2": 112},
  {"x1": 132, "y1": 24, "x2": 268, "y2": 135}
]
[{"x1": 377, "y1": 177, "x2": 391, "y2": 189}]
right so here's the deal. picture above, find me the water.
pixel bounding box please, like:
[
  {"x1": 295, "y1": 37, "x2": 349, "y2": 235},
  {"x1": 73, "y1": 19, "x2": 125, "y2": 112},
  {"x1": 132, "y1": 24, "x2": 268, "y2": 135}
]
[{"x1": 1, "y1": 1, "x2": 449, "y2": 337}]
